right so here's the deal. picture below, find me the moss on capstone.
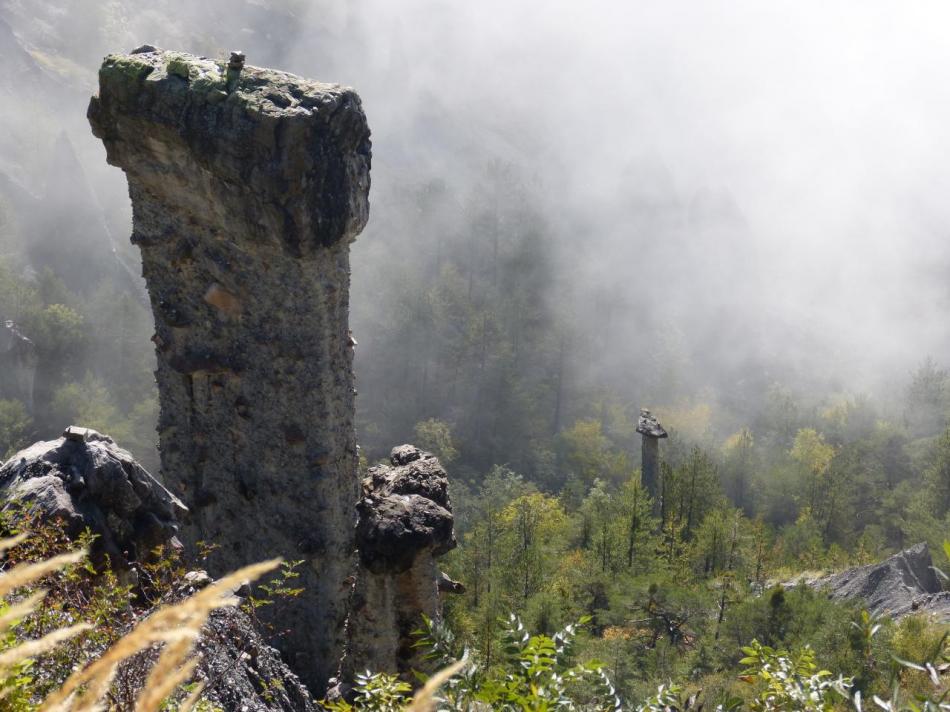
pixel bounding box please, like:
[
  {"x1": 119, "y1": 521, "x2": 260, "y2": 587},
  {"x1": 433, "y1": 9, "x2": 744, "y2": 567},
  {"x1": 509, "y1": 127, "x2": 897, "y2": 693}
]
[{"x1": 103, "y1": 54, "x2": 154, "y2": 82}]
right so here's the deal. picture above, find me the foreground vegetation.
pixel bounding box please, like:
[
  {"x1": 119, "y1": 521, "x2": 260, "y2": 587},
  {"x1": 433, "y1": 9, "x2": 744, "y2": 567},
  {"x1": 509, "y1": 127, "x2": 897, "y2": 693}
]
[
  {"x1": 0, "y1": 513, "x2": 947, "y2": 711},
  {"x1": 326, "y1": 612, "x2": 950, "y2": 711}
]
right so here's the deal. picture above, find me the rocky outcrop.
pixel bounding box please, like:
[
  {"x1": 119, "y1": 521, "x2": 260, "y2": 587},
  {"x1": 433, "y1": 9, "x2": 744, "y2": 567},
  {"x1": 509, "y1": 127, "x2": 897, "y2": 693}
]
[
  {"x1": 346, "y1": 446, "x2": 458, "y2": 679},
  {"x1": 88, "y1": 47, "x2": 371, "y2": 690},
  {"x1": 0, "y1": 426, "x2": 186, "y2": 571},
  {"x1": 814, "y1": 543, "x2": 950, "y2": 621},
  {"x1": 0, "y1": 320, "x2": 36, "y2": 412}
]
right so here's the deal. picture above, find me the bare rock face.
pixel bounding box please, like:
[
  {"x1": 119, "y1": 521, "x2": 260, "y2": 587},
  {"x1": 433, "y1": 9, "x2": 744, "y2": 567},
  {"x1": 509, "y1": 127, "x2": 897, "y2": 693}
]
[
  {"x1": 347, "y1": 446, "x2": 457, "y2": 678},
  {"x1": 88, "y1": 47, "x2": 371, "y2": 689},
  {"x1": 815, "y1": 542, "x2": 950, "y2": 621},
  {"x1": 0, "y1": 426, "x2": 186, "y2": 570},
  {"x1": 0, "y1": 320, "x2": 36, "y2": 412}
]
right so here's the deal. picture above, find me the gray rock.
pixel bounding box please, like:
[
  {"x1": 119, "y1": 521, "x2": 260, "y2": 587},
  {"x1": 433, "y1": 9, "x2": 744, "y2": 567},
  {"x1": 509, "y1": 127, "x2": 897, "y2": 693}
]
[
  {"x1": 356, "y1": 446, "x2": 455, "y2": 574},
  {"x1": 88, "y1": 47, "x2": 371, "y2": 692},
  {"x1": 116, "y1": 602, "x2": 318, "y2": 712},
  {"x1": 438, "y1": 571, "x2": 465, "y2": 594},
  {"x1": 0, "y1": 427, "x2": 187, "y2": 570},
  {"x1": 637, "y1": 408, "x2": 667, "y2": 509},
  {"x1": 814, "y1": 542, "x2": 950, "y2": 621},
  {"x1": 182, "y1": 569, "x2": 213, "y2": 590}
]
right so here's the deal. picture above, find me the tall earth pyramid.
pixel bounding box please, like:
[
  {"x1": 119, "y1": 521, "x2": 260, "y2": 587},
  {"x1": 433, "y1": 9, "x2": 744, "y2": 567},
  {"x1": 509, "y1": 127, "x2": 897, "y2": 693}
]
[{"x1": 89, "y1": 46, "x2": 371, "y2": 690}]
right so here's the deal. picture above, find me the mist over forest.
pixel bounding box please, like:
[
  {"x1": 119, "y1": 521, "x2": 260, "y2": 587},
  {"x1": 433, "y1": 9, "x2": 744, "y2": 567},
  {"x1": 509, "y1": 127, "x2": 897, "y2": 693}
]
[
  {"x1": 5, "y1": 3, "x2": 950, "y2": 458},
  {"x1": 4, "y1": 3, "x2": 950, "y2": 705}
]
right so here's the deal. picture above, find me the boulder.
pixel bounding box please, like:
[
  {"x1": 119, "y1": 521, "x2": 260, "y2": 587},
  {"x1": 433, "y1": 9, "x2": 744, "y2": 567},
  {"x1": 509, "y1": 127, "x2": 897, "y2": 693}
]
[
  {"x1": 355, "y1": 446, "x2": 455, "y2": 575},
  {"x1": 0, "y1": 426, "x2": 187, "y2": 570}
]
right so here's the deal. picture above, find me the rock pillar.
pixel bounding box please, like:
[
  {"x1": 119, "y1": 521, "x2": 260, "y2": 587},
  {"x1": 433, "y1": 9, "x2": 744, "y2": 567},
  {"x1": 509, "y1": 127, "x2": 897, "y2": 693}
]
[
  {"x1": 88, "y1": 47, "x2": 371, "y2": 690},
  {"x1": 347, "y1": 446, "x2": 458, "y2": 679},
  {"x1": 637, "y1": 409, "x2": 668, "y2": 513}
]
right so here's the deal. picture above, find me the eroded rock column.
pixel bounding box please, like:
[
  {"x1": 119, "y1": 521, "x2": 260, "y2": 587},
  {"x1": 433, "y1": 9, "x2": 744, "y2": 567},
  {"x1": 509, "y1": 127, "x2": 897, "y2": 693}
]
[
  {"x1": 88, "y1": 47, "x2": 370, "y2": 690},
  {"x1": 637, "y1": 408, "x2": 668, "y2": 515},
  {"x1": 347, "y1": 446, "x2": 459, "y2": 679}
]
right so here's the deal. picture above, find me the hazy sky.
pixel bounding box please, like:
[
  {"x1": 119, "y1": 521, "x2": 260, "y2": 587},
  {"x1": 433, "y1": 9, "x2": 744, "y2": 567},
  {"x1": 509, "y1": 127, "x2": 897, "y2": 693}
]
[{"x1": 6, "y1": 0, "x2": 950, "y2": 394}]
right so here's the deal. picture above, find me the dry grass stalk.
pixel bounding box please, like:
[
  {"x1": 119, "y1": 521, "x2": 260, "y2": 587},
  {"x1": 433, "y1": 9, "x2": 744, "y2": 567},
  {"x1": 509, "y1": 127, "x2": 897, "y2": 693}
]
[
  {"x1": 133, "y1": 638, "x2": 197, "y2": 712},
  {"x1": 0, "y1": 534, "x2": 28, "y2": 555},
  {"x1": 39, "y1": 558, "x2": 281, "y2": 711},
  {"x1": 0, "y1": 589, "x2": 47, "y2": 633},
  {"x1": 178, "y1": 681, "x2": 206, "y2": 712},
  {"x1": 70, "y1": 661, "x2": 118, "y2": 712},
  {"x1": 407, "y1": 658, "x2": 469, "y2": 712},
  {"x1": 0, "y1": 622, "x2": 92, "y2": 670}
]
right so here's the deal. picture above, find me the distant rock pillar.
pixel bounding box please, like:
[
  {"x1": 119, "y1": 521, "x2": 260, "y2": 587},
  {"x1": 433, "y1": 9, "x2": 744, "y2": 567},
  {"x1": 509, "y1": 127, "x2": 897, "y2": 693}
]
[
  {"x1": 637, "y1": 409, "x2": 668, "y2": 513},
  {"x1": 88, "y1": 47, "x2": 371, "y2": 691}
]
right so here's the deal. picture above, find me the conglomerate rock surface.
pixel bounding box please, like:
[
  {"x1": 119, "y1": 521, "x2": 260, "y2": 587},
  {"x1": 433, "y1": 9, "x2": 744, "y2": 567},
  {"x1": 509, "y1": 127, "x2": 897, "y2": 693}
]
[
  {"x1": 194, "y1": 604, "x2": 318, "y2": 712},
  {"x1": 88, "y1": 46, "x2": 371, "y2": 690}
]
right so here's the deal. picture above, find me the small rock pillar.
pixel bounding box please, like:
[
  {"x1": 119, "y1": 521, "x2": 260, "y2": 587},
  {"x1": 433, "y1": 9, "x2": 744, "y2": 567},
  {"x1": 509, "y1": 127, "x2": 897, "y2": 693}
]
[
  {"x1": 346, "y1": 446, "x2": 458, "y2": 680},
  {"x1": 88, "y1": 47, "x2": 371, "y2": 691},
  {"x1": 0, "y1": 320, "x2": 37, "y2": 413},
  {"x1": 637, "y1": 408, "x2": 668, "y2": 513}
]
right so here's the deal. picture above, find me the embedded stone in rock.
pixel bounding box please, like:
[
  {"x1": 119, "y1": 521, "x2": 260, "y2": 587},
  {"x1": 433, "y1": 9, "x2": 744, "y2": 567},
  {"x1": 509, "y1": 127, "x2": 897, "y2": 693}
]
[
  {"x1": 0, "y1": 427, "x2": 187, "y2": 571},
  {"x1": 88, "y1": 47, "x2": 371, "y2": 690},
  {"x1": 349, "y1": 446, "x2": 457, "y2": 677}
]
